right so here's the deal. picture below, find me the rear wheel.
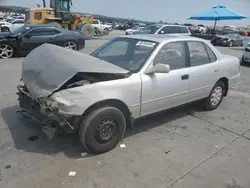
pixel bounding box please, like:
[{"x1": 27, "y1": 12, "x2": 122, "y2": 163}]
[
  {"x1": 79, "y1": 107, "x2": 126, "y2": 154},
  {"x1": 204, "y1": 81, "x2": 225, "y2": 111},
  {"x1": 64, "y1": 41, "x2": 77, "y2": 51},
  {"x1": 0, "y1": 43, "x2": 14, "y2": 59},
  {"x1": 80, "y1": 24, "x2": 95, "y2": 40}
]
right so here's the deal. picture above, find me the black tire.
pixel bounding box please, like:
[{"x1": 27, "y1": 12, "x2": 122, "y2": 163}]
[
  {"x1": 80, "y1": 24, "x2": 95, "y2": 40},
  {"x1": 79, "y1": 107, "x2": 126, "y2": 154},
  {"x1": 241, "y1": 56, "x2": 246, "y2": 65},
  {"x1": 1, "y1": 27, "x2": 10, "y2": 32},
  {"x1": 204, "y1": 81, "x2": 225, "y2": 111}
]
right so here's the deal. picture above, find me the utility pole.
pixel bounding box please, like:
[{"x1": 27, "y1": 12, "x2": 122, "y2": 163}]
[{"x1": 42, "y1": 0, "x2": 46, "y2": 7}]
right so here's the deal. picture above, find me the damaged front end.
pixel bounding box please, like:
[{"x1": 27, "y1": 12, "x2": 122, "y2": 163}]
[
  {"x1": 17, "y1": 44, "x2": 130, "y2": 139},
  {"x1": 17, "y1": 85, "x2": 82, "y2": 139}
]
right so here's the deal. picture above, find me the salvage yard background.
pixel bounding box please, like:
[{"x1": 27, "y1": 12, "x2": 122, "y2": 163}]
[{"x1": 1, "y1": 30, "x2": 250, "y2": 188}]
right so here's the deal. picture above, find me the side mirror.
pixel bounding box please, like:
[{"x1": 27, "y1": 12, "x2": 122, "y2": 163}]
[
  {"x1": 24, "y1": 33, "x2": 32, "y2": 38},
  {"x1": 245, "y1": 47, "x2": 250, "y2": 52},
  {"x1": 146, "y1": 63, "x2": 170, "y2": 74},
  {"x1": 160, "y1": 30, "x2": 165, "y2": 34}
]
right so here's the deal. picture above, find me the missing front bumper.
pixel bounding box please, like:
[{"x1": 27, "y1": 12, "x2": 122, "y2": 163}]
[{"x1": 17, "y1": 85, "x2": 82, "y2": 138}]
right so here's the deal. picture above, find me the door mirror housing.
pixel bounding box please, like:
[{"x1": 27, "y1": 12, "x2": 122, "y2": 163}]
[
  {"x1": 245, "y1": 47, "x2": 250, "y2": 52},
  {"x1": 24, "y1": 33, "x2": 32, "y2": 38},
  {"x1": 146, "y1": 63, "x2": 170, "y2": 74}
]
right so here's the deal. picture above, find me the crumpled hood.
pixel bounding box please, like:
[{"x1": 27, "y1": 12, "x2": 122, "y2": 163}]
[{"x1": 21, "y1": 43, "x2": 128, "y2": 99}]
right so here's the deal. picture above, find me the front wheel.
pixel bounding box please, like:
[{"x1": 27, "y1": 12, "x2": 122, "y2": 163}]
[
  {"x1": 79, "y1": 107, "x2": 126, "y2": 154},
  {"x1": 0, "y1": 43, "x2": 14, "y2": 59},
  {"x1": 241, "y1": 56, "x2": 246, "y2": 65},
  {"x1": 80, "y1": 24, "x2": 95, "y2": 40},
  {"x1": 204, "y1": 81, "x2": 225, "y2": 111}
]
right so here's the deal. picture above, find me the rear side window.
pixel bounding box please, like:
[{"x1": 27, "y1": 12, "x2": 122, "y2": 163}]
[
  {"x1": 204, "y1": 43, "x2": 217, "y2": 62},
  {"x1": 188, "y1": 41, "x2": 210, "y2": 66},
  {"x1": 12, "y1": 20, "x2": 24, "y2": 24},
  {"x1": 180, "y1": 27, "x2": 189, "y2": 33}
]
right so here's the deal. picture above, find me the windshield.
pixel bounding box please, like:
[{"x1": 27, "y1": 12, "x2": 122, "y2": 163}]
[
  {"x1": 11, "y1": 26, "x2": 31, "y2": 35},
  {"x1": 91, "y1": 38, "x2": 158, "y2": 72},
  {"x1": 131, "y1": 26, "x2": 139, "y2": 30},
  {"x1": 142, "y1": 25, "x2": 161, "y2": 33}
]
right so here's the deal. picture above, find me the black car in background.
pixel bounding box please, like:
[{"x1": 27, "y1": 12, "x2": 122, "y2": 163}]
[
  {"x1": 211, "y1": 33, "x2": 243, "y2": 47},
  {"x1": 0, "y1": 24, "x2": 86, "y2": 59}
]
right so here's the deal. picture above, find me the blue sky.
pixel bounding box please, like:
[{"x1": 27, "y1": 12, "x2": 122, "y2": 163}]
[{"x1": 1, "y1": 0, "x2": 249, "y2": 26}]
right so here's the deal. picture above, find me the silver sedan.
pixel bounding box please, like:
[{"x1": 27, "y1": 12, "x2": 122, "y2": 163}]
[{"x1": 17, "y1": 35, "x2": 240, "y2": 154}]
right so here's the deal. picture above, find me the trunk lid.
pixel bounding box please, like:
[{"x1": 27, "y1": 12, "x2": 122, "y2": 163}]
[{"x1": 21, "y1": 43, "x2": 129, "y2": 98}]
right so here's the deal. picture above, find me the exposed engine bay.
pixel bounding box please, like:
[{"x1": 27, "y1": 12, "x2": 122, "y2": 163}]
[{"x1": 60, "y1": 72, "x2": 130, "y2": 90}]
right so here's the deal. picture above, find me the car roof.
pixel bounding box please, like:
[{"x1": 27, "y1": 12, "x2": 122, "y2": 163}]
[
  {"x1": 24, "y1": 24, "x2": 57, "y2": 28},
  {"x1": 119, "y1": 34, "x2": 206, "y2": 43},
  {"x1": 149, "y1": 24, "x2": 188, "y2": 28}
]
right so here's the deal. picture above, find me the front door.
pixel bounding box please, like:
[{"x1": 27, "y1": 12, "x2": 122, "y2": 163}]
[
  {"x1": 22, "y1": 28, "x2": 61, "y2": 53},
  {"x1": 141, "y1": 41, "x2": 190, "y2": 116}
]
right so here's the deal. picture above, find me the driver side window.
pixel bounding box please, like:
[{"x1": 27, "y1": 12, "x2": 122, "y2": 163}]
[{"x1": 153, "y1": 42, "x2": 186, "y2": 70}]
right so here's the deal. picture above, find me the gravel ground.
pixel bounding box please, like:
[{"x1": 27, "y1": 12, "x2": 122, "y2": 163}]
[{"x1": 0, "y1": 31, "x2": 250, "y2": 188}]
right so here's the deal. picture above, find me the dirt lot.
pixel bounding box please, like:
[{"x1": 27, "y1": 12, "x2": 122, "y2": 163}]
[{"x1": 0, "y1": 31, "x2": 250, "y2": 188}]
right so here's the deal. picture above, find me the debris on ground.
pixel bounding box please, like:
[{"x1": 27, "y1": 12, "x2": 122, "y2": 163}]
[
  {"x1": 214, "y1": 145, "x2": 219, "y2": 148},
  {"x1": 120, "y1": 144, "x2": 126, "y2": 148},
  {"x1": 68, "y1": 171, "x2": 76, "y2": 177},
  {"x1": 5, "y1": 165, "x2": 11, "y2": 169},
  {"x1": 81, "y1": 152, "x2": 88, "y2": 157},
  {"x1": 28, "y1": 136, "x2": 39, "y2": 141},
  {"x1": 165, "y1": 150, "x2": 171, "y2": 155}
]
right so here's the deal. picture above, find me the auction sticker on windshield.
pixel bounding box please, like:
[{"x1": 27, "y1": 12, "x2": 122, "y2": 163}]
[{"x1": 136, "y1": 41, "x2": 156, "y2": 48}]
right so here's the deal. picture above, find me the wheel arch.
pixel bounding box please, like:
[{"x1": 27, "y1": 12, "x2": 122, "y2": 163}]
[
  {"x1": 217, "y1": 77, "x2": 229, "y2": 96},
  {"x1": 82, "y1": 99, "x2": 133, "y2": 128}
]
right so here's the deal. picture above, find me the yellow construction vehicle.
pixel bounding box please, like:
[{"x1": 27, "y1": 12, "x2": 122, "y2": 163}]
[{"x1": 24, "y1": 0, "x2": 95, "y2": 39}]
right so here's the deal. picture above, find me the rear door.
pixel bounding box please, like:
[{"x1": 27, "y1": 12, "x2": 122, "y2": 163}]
[
  {"x1": 186, "y1": 41, "x2": 220, "y2": 102},
  {"x1": 10, "y1": 20, "x2": 24, "y2": 32},
  {"x1": 22, "y1": 28, "x2": 62, "y2": 53}
]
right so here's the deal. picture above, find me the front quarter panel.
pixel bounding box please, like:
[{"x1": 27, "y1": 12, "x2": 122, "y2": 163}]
[{"x1": 51, "y1": 74, "x2": 142, "y2": 118}]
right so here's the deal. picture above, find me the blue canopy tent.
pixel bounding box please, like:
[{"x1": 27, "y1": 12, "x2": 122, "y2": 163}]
[{"x1": 188, "y1": 5, "x2": 248, "y2": 37}]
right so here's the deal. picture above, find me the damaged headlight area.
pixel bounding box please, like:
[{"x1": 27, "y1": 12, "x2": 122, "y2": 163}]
[{"x1": 17, "y1": 85, "x2": 82, "y2": 139}]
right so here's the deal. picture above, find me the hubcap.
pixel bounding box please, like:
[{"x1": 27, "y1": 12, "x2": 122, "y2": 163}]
[
  {"x1": 211, "y1": 86, "x2": 223, "y2": 106},
  {"x1": 0, "y1": 44, "x2": 13, "y2": 59},
  {"x1": 95, "y1": 119, "x2": 117, "y2": 144},
  {"x1": 64, "y1": 42, "x2": 76, "y2": 50}
]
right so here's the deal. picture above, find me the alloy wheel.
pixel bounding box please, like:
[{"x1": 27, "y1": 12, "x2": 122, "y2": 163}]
[
  {"x1": 0, "y1": 44, "x2": 14, "y2": 59},
  {"x1": 64, "y1": 41, "x2": 77, "y2": 51},
  {"x1": 210, "y1": 86, "x2": 223, "y2": 106}
]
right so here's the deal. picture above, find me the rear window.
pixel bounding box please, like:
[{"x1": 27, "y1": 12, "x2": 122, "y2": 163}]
[
  {"x1": 92, "y1": 20, "x2": 99, "y2": 24},
  {"x1": 180, "y1": 27, "x2": 189, "y2": 33}
]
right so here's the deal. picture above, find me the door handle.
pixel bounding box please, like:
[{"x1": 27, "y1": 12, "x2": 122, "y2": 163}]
[
  {"x1": 49, "y1": 37, "x2": 54, "y2": 40},
  {"x1": 181, "y1": 74, "x2": 189, "y2": 80},
  {"x1": 214, "y1": 69, "x2": 219, "y2": 72}
]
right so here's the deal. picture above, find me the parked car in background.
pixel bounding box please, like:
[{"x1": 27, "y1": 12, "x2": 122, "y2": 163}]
[
  {"x1": 242, "y1": 43, "x2": 250, "y2": 65},
  {"x1": 133, "y1": 24, "x2": 191, "y2": 36},
  {"x1": 197, "y1": 24, "x2": 207, "y2": 34},
  {"x1": 211, "y1": 33, "x2": 243, "y2": 47},
  {"x1": 0, "y1": 19, "x2": 24, "y2": 32},
  {"x1": 92, "y1": 19, "x2": 112, "y2": 32},
  {"x1": 222, "y1": 25, "x2": 238, "y2": 34},
  {"x1": 125, "y1": 26, "x2": 144, "y2": 35},
  {"x1": 0, "y1": 24, "x2": 85, "y2": 59},
  {"x1": 0, "y1": 21, "x2": 12, "y2": 32},
  {"x1": 17, "y1": 35, "x2": 240, "y2": 154}
]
